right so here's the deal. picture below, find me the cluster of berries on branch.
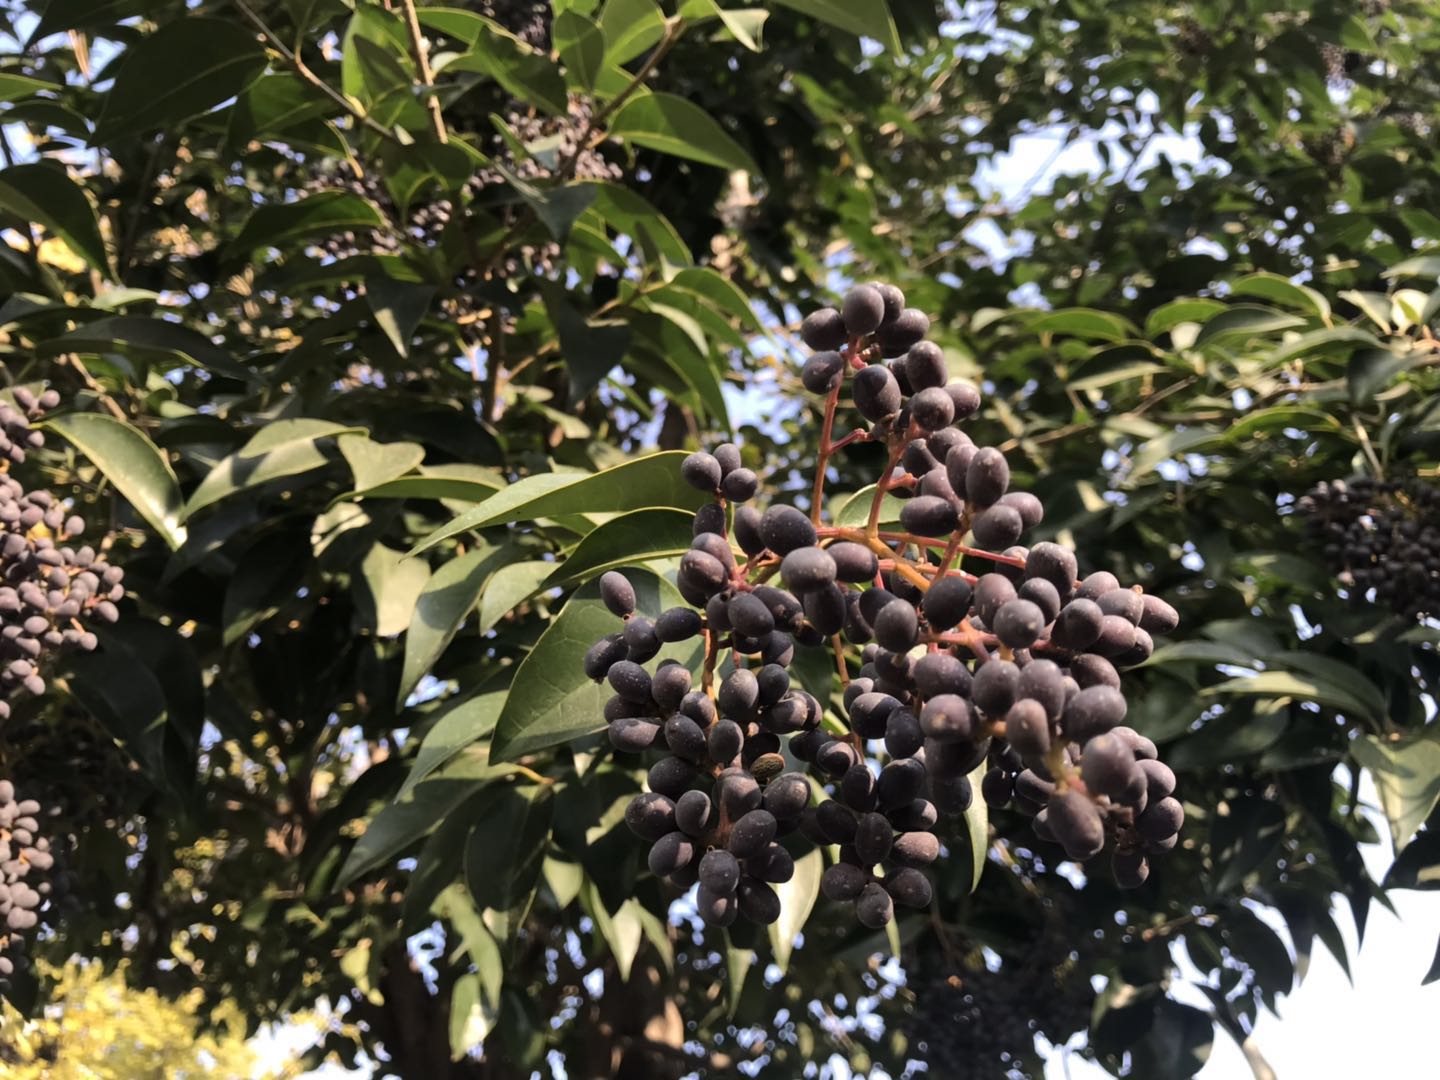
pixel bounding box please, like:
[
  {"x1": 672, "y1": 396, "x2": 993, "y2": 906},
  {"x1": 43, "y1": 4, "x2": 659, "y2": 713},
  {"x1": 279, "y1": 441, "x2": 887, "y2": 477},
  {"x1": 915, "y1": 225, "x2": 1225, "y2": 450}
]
[
  {"x1": 1298, "y1": 476, "x2": 1440, "y2": 619},
  {"x1": 584, "y1": 284, "x2": 1183, "y2": 929},
  {"x1": 0, "y1": 779, "x2": 58, "y2": 979},
  {"x1": 0, "y1": 386, "x2": 123, "y2": 720}
]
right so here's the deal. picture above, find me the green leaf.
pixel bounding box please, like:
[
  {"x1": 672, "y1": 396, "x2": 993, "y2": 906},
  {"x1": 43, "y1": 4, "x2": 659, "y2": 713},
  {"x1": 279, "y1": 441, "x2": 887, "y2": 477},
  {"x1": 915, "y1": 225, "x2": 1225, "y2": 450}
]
[
  {"x1": 42, "y1": 413, "x2": 187, "y2": 549},
  {"x1": 598, "y1": 0, "x2": 666, "y2": 65},
  {"x1": 222, "y1": 532, "x2": 308, "y2": 645},
  {"x1": 963, "y1": 761, "x2": 988, "y2": 892},
  {"x1": 555, "y1": 11, "x2": 606, "y2": 89},
  {"x1": 398, "y1": 545, "x2": 504, "y2": 706},
  {"x1": 442, "y1": 25, "x2": 568, "y2": 116},
  {"x1": 542, "y1": 507, "x2": 695, "y2": 588},
  {"x1": 768, "y1": 847, "x2": 821, "y2": 974},
  {"x1": 491, "y1": 168, "x2": 598, "y2": 245},
  {"x1": 476, "y1": 560, "x2": 554, "y2": 635},
  {"x1": 771, "y1": 0, "x2": 899, "y2": 51},
  {"x1": 1128, "y1": 427, "x2": 1224, "y2": 480},
  {"x1": 541, "y1": 283, "x2": 631, "y2": 401},
  {"x1": 230, "y1": 191, "x2": 387, "y2": 258},
  {"x1": 1145, "y1": 298, "x2": 1226, "y2": 337},
  {"x1": 348, "y1": 464, "x2": 506, "y2": 504},
  {"x1": 1069, "y1": 361, "x2": 1168, "y2": 392},
  {"x1": 1223, "y1": 406, "x2": 1341, "y2": 442},
  {"x1": 1209, "y1": 796, "x2": 1287, "y2": 895},
  {"x1": 1384, "y1": 255, "x2": 1440, "y2": 280},
  {"x1": 1194, "y1": 304, "x2": 1307, "y2": 346},
  {"x1": 835, "y1": 483, "x2": 903, "y2": 529},
  {"x1": 338, "y1": 434, "x2": 426, "y2": 492},
  {"x1": 1384, "y1": 830, "x2": 1440, "y2": 892},
  {"x1": 366, "y1": 277, "x2": 435, "y2": 358},
  {"x1": 184, "y1": 419, "x2": 363, "y2": 518},
  {"x1": 1029, "y1": 308, "x2": 1137, "y2": 343},
  {"x1": 33, "y1": 0, "x2": 146, "y2": 38},
  {"x1": 724, "y1": 935, "x2": 754, "y2": 1016},
  {"x1": 356, "y1": 543, "x2": 431, "y2": 637},
  {"x1": 1266, "y1": 326, "x2": 1383, "y2": 366},
  {"x1": 338, "y1": 772, "x2": 487, "y2": 885},
  {"x1": 490, "y1": 569, "x2": 696, "y2": 761},
  {"x1": 36, "y1": 315, "x2": 255, "y2": 382},
  {"x1": 588, "y1": 182, "x2": 690, "y2": 264},
  {"x1": 1351, "y1": 729, "x2": 1440, "y2": 850},
  {"x1": 448, "y1": 973, "x2": 496, "y2": 1058},
  {"x1": 609, "y1": 92, "x2": 758, "y2": 173},
  {"x1": 1348, "y1": 347, "x2": 1414, "y2": 403},
  {"x1": 410, "y1": 451, "x2": 706, "y2": 555},
  {"x1": 465, "y1": 784, "x2": 555, "y2": 910},
  {"x1": 1128, "y1": 1000, "x2": 1214, "y2": 1078},
  {"x1": 228, "y1": 73, "x2": 334, "y2": 142},
  {"x1": 0, "y1": 163, "x2": 109, "y2": 276},
  {"x1": 94, "y1": 17, "x2": 269, "y2": 140},
  {"x1": 667, "y1": 266, "x2": 762, "y2": 330},
  {"x1": 1229, "y1": 272, "x2": 1330, "y2": 321},
  {"x1": 400, "y1": 690, "x2": 508, "y2": 798},
  {"x1": 1205, "y1": 670, "x2": 1379, "y2": 723}
]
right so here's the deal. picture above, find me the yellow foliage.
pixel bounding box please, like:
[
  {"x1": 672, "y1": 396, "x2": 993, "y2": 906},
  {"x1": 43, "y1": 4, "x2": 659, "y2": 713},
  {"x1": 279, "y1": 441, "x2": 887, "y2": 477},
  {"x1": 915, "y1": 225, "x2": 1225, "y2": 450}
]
[{"x1": 0, "y1": 960, "x2": 305, "y2": 1079}]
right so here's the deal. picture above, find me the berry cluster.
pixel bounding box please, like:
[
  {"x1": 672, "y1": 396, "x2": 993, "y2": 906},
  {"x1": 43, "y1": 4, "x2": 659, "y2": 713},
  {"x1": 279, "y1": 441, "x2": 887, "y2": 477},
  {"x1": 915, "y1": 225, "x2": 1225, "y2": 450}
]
[
  {"x1": 587, "y1": 285, "x2": 1183, "y2": 930},
  {"x1": 1298, "y1": 476, "x2": 1440, "y2": 619},
  {"x1": 0, "y1": 386, "x2": 124, "y2": 719},
  {"x1": 0, "y1": 779, "x2": 56, "y2": 979}
]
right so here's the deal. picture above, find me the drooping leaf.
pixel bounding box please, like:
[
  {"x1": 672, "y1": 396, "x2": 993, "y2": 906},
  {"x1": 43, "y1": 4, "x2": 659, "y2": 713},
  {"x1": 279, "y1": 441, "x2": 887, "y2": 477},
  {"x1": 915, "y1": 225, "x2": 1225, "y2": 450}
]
[
  {"x1": 400, "y1": 691, "x2": 508, "y2": 799},
  {"x1": 397, "y1": 545, "x2": 506, "y2": 706},
  {"x1": 770, "y1": 0, "x2": 899, "y2": 51},
  {"x1": 476, "y1": 561, "x2": 555, "y2": 636},
  {"x1": 609, "y1": 92, "x2": 758, "y2": 173},
  {"x1": 768, "y1": 847, "x2": 822, "y2": 974},
  {"x1": 410, "y1": 451, "x2": 706, "y2": 555},
  {"x1": 0, "y1": 163, "x2": 109, "y2": 275},
  {"x1": 598, "y1": 0, "x2": 666, "y2": 65},
  {"x1": 465, "y1": 784, "x2": 555, "y2": 911},
  {"x1": 355, "y1": 543, "x2": 432, "y2": 638},
  {"x1": 94, "y1": 17, "x2": 269, "y2": 140},
  {"x1": 43, "y1": 413, "x2": 188, "y2": 550},
  {"x1": 554, "y1": 11, "x2": 606, "y2": 89},
  {"x1": 35, "y1": 315, "x2": 255, "y2": 382},
  {"x1": 1351, "y1": 729, "x2": 1440, "y2": 850},
  {"x1": 1194, "y1": 304, "x2": 1306, "y2": 346}
]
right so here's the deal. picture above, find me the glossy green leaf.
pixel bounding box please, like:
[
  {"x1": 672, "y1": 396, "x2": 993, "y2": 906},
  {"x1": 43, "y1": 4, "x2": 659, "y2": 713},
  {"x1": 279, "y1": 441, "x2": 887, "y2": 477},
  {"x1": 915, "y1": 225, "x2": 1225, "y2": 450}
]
[
  {"x1": 1205, "y1": 670, "x2": 1379, "y2": 723},
  {"x1": 609, "y1": 92, "x2": 758, "y2": 173},
  {"x1": 490, "y1": 569, "x2": 695, "y2": 761},
  {"x1": 476, "y1": 560, "x2": 555, "y2": 635},
  {"x1": 1194, "y1": 304, "x2": 1306, "y2": 346},
  {"x1": 542, "y1": 508, "x2": 695, "y2": 588},
  {"x1": 338, "y1": 771, "x2": 488, "y2": 885},
  {"x1": 541, "y1": 283, "x2": 631, "y2": 401},
  {"x1": 835, "y1": 483, "x2": 903, "y2": 529},
  {"x1": 1030, "y1": 307, "x2": 1137, "y2": 342},
  {"x1": 338, "y1": 434, "x2": 426, "y2": 492},
  {"x1": 1145, "y1": 298, "x2": 1226, "y2": 337},
  {"x1": 347, "y1": 464, "x2": 506, "y2": 504},
  {"x1": 398, "y1": 545, "x2": 504, "y2": 706},
  {"x1": 185, "y1": 420, "x2": 362, "y2": 518},
  {"x1": 1229, "y1": 271, "x2": 1330, "y2": 320},
  {"x1": 43, "y1": 413, "x2": 187, "y2": 549},
  {"x1": 400, "y1": 691, "x2": 508, "y2": 799},
  {"x1": 411, "y1": 451, "x2": 706, "y2": 555},
  {"x1": 599, "y1": 0, "x2": 666, "y2": 65},
  {"x1": 768, "y1": 847, "x2": 822, "y2": 974},
  {"x1": 0, "y1": 163, "x2": 109, "y2": 275},
  {"x1": 94, "y1": 17, "x2": 268, "y2": 140},
  {"x1": 442, "y1": 26, "x2": 568, "y2": 116},
  {"x1": 554, "y1": 11, "x2": 606, "y2": 89}
]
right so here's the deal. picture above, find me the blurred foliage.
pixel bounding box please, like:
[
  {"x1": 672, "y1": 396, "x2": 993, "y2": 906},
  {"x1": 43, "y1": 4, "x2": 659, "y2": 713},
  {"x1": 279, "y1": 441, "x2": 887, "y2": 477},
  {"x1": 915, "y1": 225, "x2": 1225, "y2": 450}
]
[{"x1": 0, "y1": 0, "x2": 1433, "y2": 1077}]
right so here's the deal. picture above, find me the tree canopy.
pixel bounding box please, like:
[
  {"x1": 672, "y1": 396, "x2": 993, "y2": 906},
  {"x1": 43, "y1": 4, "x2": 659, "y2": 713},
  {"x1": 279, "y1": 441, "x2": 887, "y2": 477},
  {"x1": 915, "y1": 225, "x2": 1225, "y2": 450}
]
[{"x1": 0, "y1": 0, "x2": 1436, "y2": 1076}]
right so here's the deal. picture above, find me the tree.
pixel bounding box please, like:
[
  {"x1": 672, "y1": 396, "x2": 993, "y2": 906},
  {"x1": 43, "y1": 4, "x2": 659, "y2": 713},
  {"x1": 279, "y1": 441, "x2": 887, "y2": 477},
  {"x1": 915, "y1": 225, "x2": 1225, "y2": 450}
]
[{"x1": 0, "y1": 0, "x2": 1435, "y2": 1076}]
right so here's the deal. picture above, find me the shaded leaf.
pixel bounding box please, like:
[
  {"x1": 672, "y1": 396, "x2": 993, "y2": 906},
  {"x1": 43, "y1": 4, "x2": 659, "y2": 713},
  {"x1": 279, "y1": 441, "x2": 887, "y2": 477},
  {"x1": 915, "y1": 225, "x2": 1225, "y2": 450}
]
[
  {"x1": 476, "y1": 560, "x2": 555, "y2": 635},
  {"x1": 1351, "y1": 729, "x2": 1440, "y2": 850},
  {"x1": 398, "y1": 545, "x2": 505, "y2": 706},
  {"x1": 610, "y1": 92, "x2": 758, "y2": 173},
  {"x1": 465, "y1": 784, "x2": 555, "y2": 910},
  {"x1": 768, "y1": 847, "x2": 821, "y2": 974},
  {"x1": 230, "y1": 191, "x2": 386, "y2": 257},
  {"x1": 185, "y1": 419, "x2": 363, "y2": 518},
  {"x1": 0, "y1": 163, "x2": 109, "y2": 275},
  {"x1": 94, "y1": 17, "x2": 268, "y2": 140}
]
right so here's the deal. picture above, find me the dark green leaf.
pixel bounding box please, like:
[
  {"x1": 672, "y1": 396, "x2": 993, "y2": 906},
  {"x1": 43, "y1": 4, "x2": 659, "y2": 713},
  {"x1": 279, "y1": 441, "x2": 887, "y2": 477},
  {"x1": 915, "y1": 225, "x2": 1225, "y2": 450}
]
[
  {"x1": 0, "y1": 163, "x2": 109, "y2": 275},
  {"x1": 35, "y1": 315, "x2": 256, "y2": 382},
  {"x1": 94, "y1": 17, "x2": 268, "y2": 140},
  {"x1": 230, "y1": 191, "x2": 387, "y2": 258},
  {"x1": 400, "y1": 690, "x2": 508, "y2": 798},
  {"x1": 542, "y1": 507, "x2": 694, "y2": 588},
  {"x1": 398, "y1": 545, "x2": 507, "y2": 706},
  {"x1": 465, "y1": 784, "x2": 555, "y2": 910},
  {"x1": 554, "y1": 11, "x2": 606, "y2": 89},
  {"x1": 185, "y1": 419, "x2": 363, "y2": 518},
  {"x1": 771, "y1": 0, "x2": 900, "y2": 51}
]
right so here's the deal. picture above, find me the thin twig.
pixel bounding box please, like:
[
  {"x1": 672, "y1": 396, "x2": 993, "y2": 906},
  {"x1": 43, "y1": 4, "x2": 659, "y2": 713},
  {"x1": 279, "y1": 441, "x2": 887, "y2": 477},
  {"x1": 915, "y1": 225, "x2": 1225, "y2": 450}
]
[
  {"x1": 234, "y1": 0, "x2": 401, "y2": 144},
  {"x1": 399, "y1": 0, "x2": 448, "y2": 143}
]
